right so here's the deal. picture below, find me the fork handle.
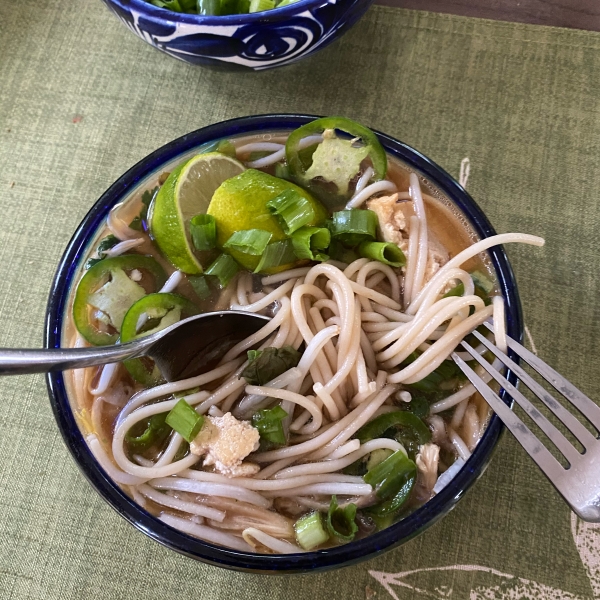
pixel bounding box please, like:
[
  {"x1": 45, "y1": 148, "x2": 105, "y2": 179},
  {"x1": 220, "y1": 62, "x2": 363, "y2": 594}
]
[{"x1": 0, "y1": 341, "x2": 151, "y2": 376}]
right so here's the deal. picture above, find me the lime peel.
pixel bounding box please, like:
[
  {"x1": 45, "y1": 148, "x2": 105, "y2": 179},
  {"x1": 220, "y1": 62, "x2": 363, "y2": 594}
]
[{"x1": 150, "y1": 153, "x2": 245, "y2": 275}]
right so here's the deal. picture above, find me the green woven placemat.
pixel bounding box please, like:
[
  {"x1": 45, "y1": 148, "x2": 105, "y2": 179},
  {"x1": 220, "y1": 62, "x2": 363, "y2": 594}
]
[{"x1": 1, "y1": 1, "x2": 600, "y2": 598}]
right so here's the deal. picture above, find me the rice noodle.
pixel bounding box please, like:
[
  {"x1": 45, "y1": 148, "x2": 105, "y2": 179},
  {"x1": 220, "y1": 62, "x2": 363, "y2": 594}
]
[
  {"x1": 150, "y1": 477, "x2": 272, "y2": 508},
  {"x1": 88, "y1": 434, "x2": 145, "y2": 485},
  {"x1": 231, "y1": 278, "x2": 296, "y2": 312},
  {"x1": 136, "y1": 484, "x2": 226, "y2": 521},
  {"x1": 237, "y1": 142, "x2": 284, "y2": 154},
  {"x1": 449, "y1": 429, "x2": 471, "y2": 460},
  {"x1": 262, "y1": 267, "x2": 312, "y2": 286},
  {"x1": 102, "y1": 237, "x2": 144, "y2": 257},
  {"x1": 243, "y1": 528, "x2": 301, "y2": 554},
  {"x1": 160, "y1": 270, "x2": 184, "y2": 294},
  {"x1": 345, "y1": 179, "x2": 397, "y2": 209},
  {"x1": 107, "y1": 202, "x2": 139, "y2": 240},
  {"x1": 407, "y1": 233, "x2": 544, "y2": 315},
  {"x1": 160, "y1": 513, "x2": 253, "y2": 552},
  {"x1": 492, "y1": 296, "x2": 507, "y2": 353},
  {"x1": 90, "y1": 362, "x2": 120, "y2": 396},
  {"x1": 408, "y1": 173, "x2": 429, "y2": 303}
]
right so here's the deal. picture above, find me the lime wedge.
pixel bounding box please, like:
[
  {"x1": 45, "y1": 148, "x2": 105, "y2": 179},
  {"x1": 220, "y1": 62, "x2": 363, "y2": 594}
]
[
  {"x1": 207, "y1": 169, "x2": 328, "y2": 273},
  {"x1": 149, "y1": 152, "x2": 245, "y2": 274}
]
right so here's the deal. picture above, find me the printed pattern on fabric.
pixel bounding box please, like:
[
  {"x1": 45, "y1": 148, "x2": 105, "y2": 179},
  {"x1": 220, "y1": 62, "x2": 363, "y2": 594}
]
[{"x1": 370, "y1": 514, "x2": 600, "y2": 600}]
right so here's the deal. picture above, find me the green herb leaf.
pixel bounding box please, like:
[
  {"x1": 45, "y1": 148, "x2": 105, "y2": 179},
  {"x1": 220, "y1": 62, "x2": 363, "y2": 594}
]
[
  {"x1": 96, "y1": 235, "x2": 119, "y2": 257},
  {"x1": 242, "y1": 346, "x2": 302, "y2": 386},
  {"x1": 130, "y1": 186, "x2": 158, "y2": 230},
  {"x1": 398, "y1": 394, "x2": 430, "y2": 419}
]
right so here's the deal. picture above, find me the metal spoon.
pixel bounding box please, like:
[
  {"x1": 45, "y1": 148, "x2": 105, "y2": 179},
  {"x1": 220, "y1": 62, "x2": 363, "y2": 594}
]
[{"x1": 0, "y1": 311, "x2": 270, "y2": 381}]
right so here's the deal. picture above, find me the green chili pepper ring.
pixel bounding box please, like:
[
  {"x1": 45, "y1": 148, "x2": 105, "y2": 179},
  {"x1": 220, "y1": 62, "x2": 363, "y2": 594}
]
[
  {"x1": 73, "y1": 255, "x2": 167, "y2": 346},
  {"x1": 120, "y1": 292, "x2": 199, "y2": 385},
  {"x1": 285, "y1": 117, "x2": 387, "y2": 191}
]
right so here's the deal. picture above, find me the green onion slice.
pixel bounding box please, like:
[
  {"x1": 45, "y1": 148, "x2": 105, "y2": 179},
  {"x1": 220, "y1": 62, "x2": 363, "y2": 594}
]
[
  {"x1": 190, "y1": 214, "x2": 217, "y2": 251},
  {"x1": 275, "y1": 163, "x2": 290, "y2": 180},
  {"x1": 291, "y1": 226, "x2": 330, "y2": 262},
  {"x1": 165, "y1": 398, "x2": 205, "y2": 443},
  {"x1": 201, "y1": 138, "x2": 237, "y2": 157},
  {"x1": 266, "y1": 189, "x2": 316, "y2": 235},
  {"x1": 326, "y1": 495, "x2": 358, "y2": 542},
  {"x1": 328, "y1": 239, "x2": 359, "y2": 264},
  {"x1": 294, "y1": 512, "x2": 329, "y2": 551},
  {"x1": 329, "y1": 209, "x2": 378, "y2": 247},
  {"x1": 254, "y1": 240, "x2": 297, "y2": 273},
  {"x1": 188, "y1": 275, "x2": 212, "y2": 300},
  {"x1": 205, "y1": 254, "x2": 239, "y2": 288},
  {"x1": 364, "y1": 450, "x2": 417, "y2": 500},
  {"x1": 358, "y1": 241, "x2": 406, "y2": 267},
  {"x1": 223, "y1": 229, "x2": 272, "y2": 256},
  {"x1": 252, "y1": 405, "x2": 288, "y2": 446}
]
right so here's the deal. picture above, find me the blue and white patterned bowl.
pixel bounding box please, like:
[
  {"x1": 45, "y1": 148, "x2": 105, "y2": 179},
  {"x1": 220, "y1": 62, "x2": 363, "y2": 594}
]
[{"x1": 101, "y1": 0, "x2": 375, "y2": 70}]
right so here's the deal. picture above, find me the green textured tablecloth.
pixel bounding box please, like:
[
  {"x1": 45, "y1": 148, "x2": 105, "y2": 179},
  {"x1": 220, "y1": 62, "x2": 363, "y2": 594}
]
[{"x1": 1, "y1": 1, "x2": 600, "y2": 598}]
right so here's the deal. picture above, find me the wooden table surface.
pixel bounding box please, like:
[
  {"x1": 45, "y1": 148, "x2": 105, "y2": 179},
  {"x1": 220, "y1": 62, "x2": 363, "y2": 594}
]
[{"x1": 375, "y1": 0, "x2": 600, "y2": 32}]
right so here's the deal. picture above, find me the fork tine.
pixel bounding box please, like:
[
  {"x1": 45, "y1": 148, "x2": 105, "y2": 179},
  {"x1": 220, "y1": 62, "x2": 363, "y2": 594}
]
[
  {"x1": 460, "y1": 340, "x2": 581, "y2": 465},
  {"x1": 474, "y1": 328, "x2": 598, "y2": 448},
  {"x1": 452, "y1": 352, "x2": 566, "y2": 482},
  {"x1": 483, "y1": 322, "x2": 600, "y2": 432}
]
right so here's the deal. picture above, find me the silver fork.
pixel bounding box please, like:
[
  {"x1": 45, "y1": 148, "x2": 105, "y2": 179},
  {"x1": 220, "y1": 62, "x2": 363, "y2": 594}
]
[{"x1": 452, "y1": 322, "x2": 600, "y2": 522}]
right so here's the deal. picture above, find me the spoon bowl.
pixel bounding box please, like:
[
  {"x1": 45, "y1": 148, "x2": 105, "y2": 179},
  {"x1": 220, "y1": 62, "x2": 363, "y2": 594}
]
[{"x1": 0, "y1": 311, "x2": 270, "y2": 380}]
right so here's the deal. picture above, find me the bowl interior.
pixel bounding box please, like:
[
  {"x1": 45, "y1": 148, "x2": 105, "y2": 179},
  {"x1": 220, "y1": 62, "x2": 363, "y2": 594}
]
[{"x1": 45, "y1": 114, "x2": 522, "y2": 573}]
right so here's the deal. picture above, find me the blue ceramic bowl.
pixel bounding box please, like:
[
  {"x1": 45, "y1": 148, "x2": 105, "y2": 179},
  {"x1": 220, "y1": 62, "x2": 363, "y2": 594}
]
[
  {"x1": 101, "y1": 0, "x2": 375, "y2": 70},
  {"x1": 45, "y1": 114, "x2": 523, "y2": 573}
]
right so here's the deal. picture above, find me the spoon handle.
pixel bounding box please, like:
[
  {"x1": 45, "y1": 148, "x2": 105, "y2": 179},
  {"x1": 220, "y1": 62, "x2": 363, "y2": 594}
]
[{"x1": 0, "y1": 340, "x2": 150, "y2": 376}]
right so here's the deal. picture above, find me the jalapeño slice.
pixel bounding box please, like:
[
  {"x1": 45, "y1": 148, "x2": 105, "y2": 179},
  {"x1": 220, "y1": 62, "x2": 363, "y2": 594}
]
[
  {"x1": 285, "y1": 117, "x2": 387, "y2": 206},
  {"x1": 73, "y1": 255, "x2": 167, "y2": 346},
  {"x1": 120, "y1": 292, "x2": 200, "y2": 385}
]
